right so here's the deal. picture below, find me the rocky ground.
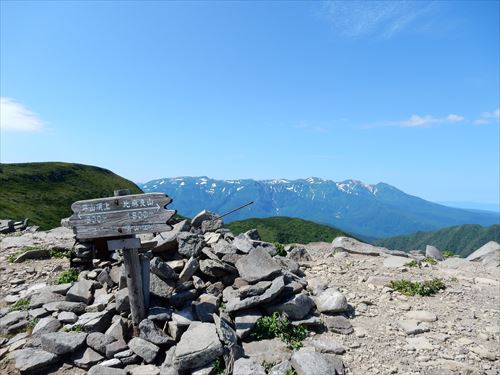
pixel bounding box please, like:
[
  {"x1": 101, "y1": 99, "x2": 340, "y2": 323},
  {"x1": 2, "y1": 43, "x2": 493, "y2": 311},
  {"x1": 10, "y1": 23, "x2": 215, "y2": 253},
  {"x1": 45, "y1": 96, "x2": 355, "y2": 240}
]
[{"x1": 0, "y1": 214, "x2": 498, "y2": 375}]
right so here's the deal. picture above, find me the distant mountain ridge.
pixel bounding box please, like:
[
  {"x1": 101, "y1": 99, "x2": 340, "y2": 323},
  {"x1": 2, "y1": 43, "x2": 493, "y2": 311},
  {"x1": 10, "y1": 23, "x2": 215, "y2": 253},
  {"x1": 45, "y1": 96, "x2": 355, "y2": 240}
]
[
  {"x1": 139, "y1": 176, "x2": 499, "y2": 238},
  {"x1": 374, "y1": 224, "x2": 500, "y2": 257}
]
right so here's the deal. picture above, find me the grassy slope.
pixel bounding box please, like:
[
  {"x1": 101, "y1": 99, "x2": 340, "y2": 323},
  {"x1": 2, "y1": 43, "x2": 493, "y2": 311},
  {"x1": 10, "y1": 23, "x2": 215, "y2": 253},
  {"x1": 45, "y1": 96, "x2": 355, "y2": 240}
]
[
  {"x1": 226, "y1": 216, "x2": 350, "y2": 244},
  {"x1": 0, "y1": 162, "x2": 142, "y2": 230},
  {"x1": 374, "y1": 224, "x2": 500, "y2": 257}
]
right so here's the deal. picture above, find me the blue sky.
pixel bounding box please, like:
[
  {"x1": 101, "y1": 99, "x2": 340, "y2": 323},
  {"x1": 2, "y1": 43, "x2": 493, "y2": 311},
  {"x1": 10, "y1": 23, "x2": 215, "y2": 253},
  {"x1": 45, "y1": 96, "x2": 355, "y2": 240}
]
[{"x1": 1, "y1": 1, "x2": 499, "y2": 205}]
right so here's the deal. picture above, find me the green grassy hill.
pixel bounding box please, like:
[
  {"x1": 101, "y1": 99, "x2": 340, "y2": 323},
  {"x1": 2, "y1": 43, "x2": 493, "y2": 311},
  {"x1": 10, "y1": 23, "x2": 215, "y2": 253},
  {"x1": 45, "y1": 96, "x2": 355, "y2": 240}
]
[
  {"x1": 374, "y1": 224, "x2": 500, "y2": 257},
  {"x1": 0, "y1": 162, "x2": 142, "y2": 230},
  {"x1": 226, "y1": 216, "x2": 350, "y2": 244}
]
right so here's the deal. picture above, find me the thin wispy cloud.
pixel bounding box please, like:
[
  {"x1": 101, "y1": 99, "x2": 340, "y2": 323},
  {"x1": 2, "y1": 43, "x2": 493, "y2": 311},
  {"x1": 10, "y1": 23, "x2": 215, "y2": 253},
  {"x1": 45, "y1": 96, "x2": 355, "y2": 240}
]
[
  {"x1": 323, "y1": 1, "x2": 435, "y2": 38},
  {"x1": 364, "y1": 113, "x2": 465, "y2": 129},
  {"x1": 294, "y1": 121, "x2": 329, "y2": 134},
  {"x1": 0, "y1": 97, "x2": 45, "y2": 132},
  {"x1": 474, "y1": 109, "x2": 500, "y2": 125}
]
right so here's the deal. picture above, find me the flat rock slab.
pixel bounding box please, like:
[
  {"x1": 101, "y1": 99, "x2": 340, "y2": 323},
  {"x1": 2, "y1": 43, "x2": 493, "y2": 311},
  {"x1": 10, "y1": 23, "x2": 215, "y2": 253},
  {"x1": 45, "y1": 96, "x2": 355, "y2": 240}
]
[
  {"x1": 0, "y1": 311, "x2": 28, "y2": 335},
  {"x1": 406, "y1": 336, "x2": 434, "y2": 350},
  {"x1": 236, "y1": 248, "x2": 281, "y2": 283},
  {"x1": 41, "y1": 332, "x2": 88, "y2": 355},
  {"x1": 235, "y1": 308, "x2": 262, "y2": 339},
  {"x1": 139, "y1": 319, "x2": 175, "y2": 346},
  {"x1": 405, "y1": 310, "x2": 438, "y2": 322},
  {"x1": 398, "y1": 320, "x2": 430, "y2": 335},
  {"x1": 129, "y1": 364, "x2": 161, "y2": 375},
  {"x1": 331, "y1": 237, "x2": 385, "y2": 256},
  {"x1": 226, "y1": 276, "x2": 285, "y2": 312},
  {"x1": 291, "y1": 350, "x2": 345, "y2": 375},
  {"x1": 322, "y1": 315, "x2": 353, "y2": 335},
  {"x1": 267, "y1": 293, "x2": 315, "y2": 320},
  {"x1": 242, "y1": 338, "x2": 291, "y2": 364},
  {"x1": 32, "y1": 316, "x2": 62, "y2": 336},
  {"x1": 43, "y1": 301, "x2": 87, "y2": 314},
  {"x1": 307, "y1": 338, "x2": 346, "y2": 354},
  {"x1": 66, "y1": 279, "x2": 94, "y2": 304},
  {"x1": 74, "y1": 347, "x2": 104, "y2": 369},
  {"x1": 383, "y1": 256, "x2": 411, "y2": 268},
  {"x1": 128, "y1": 337, "x2": 159, "y2": 363},
  {"x1": 88, "y1": 365, "x2": 127, "y2": 375},
  {"x1": 87, "y1": 332, "x2": 116, "y2": 355},
  {"x1": 174, "y1": 322, "x2": 223, "y2": 370},
  {"x1": 13, "y1": 348, "x2": 58, "y2": 373},
  {"x1": 233, "y1": 357, "x2": 267, "y2": 375}
]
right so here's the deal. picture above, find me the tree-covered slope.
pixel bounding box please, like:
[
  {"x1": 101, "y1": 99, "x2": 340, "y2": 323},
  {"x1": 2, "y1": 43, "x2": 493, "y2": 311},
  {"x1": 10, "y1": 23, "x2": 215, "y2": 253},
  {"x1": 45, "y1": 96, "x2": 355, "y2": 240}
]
[
  {"x1": 374, "y1": 224, "x2": 500, "y2": 257},
  {"x1": 226, "y1": 216, "x2": 350, "y2": 244},
  {"x1": 0, "y1": 162, "x2": 142, "y2": 230}
]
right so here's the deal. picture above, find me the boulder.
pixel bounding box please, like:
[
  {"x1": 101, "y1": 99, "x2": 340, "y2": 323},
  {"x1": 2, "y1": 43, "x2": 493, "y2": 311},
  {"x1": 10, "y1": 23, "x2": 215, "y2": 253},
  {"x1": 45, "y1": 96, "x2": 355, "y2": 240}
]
[
  {"x1": 58, "y1": 311, "x2": 78, "y2": 323},
  {"x1": 322, "y1": 315, "x2": 353, "y2": 335},
  {"x1": 332, "y1": 237, "x2": 387, "y2": 256},
  {"x1": 238, "y1": 281, "x2": 272, "y2": 298},
  {"x1": 425, "y1": 245, "x2": 444, "y2": 261},
  {"x1": 291, "y1": 350, "x2": 344, "y2": 375},
  {"x1": 287, "y1": 246, "x2": 312, "y2": 263},
  {"x1": 12, "y1": 348, "x2": 58, "y2": 373},
  {"x1": 177, "y1": 232, "x2": 205, "y2": 258},
  {"x1": 314, "y1": 289, "x2": 348, "y2": 313},
  {"x1": 226, "y1": 276, "x2": 285, "y2": 312},
  {"x1": 73, "y1": 347, "x2": 104, "y2": 369},
  {"x1": 232, "y1": 234, "x2": 255, "y2": 254},
  {"x1": 191, "y1": 210, "x2": 217, "y2": 228},
  {"x1": 235, "y1": 309, "x2": 262, "y2": 339},
  {"x1": 0, "y1": 311, "x2": 28, "y2": 334},
  {"x1": 32, "y1": 316, "x2": 62, "y2": 336},
  {"x1": 467, "y1": 241, "x2": 500, "y2": 262},
  {"x1": 115, "y1": 288, "x2": 130, "y2": 314},
  {"x1": 178, "y1": 257, "x2": 199, "y2": 283},
  {"x1": 87, "y1": 332, "x2": 116, "y2": 355},
  {"x1": 149, "y1": 273, "x2": 175, "y2": 300},
  {"x1": 41, "y1": 332, "x2": 88, "y2": 355},
  {"x1": 150, "y1": 257, "x2": 178, "y2": 280},
  {"x1": 30, "y1": 292, "x2": 65, "y2": 308},
  {"x1": 106, "y1": 339, "x2": 128, "y2": 358},
  {"x1": 233, "y1": 357, "x2": 266, "y2": 375},
  {"x1": 152, "y1": 220, "x2": 190, "y2": 253},
  {"x1": 213, "y1": 313, "x2": 237, "y2": 346},
  {"x1": 43, "y1": 301, "x2": 87, "y2": 314},
  {"x1": 193, "y1": 294, "x2": 218, "y2": 322},
  {"x1": 66, "y1": 279, "x2": 94, "y2": 304},
  {"x1": 235, "y1": 248, "x2": 281, "y2": 283},
  {"x1": 267, "y1": 293, "x2": 314, "y2": 320},
  {"x1": 139, "y1": 319, "x2": 175, "y2": 346},
  {"x1": 173, "y1": 322, "x2": 223, "y2": 370},
  {"x1": 199, "y1": 258, "x2": 237, "y2": 278},
  {"x1": 128, "y1": 337, "x2": 159, "y2": 363}
]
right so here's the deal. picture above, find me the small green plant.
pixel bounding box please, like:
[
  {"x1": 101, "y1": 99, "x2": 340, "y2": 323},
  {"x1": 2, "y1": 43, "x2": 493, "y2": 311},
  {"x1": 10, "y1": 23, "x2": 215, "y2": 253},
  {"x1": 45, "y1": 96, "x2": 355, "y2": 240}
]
[
  {"x1": 274, "y1": 243, "x2": 287, "y2": 257},
  {"x1": 404, "y1": 260, "x2": 418, "y2": 268},
  {"x1": 56, "y1": 268, "x2": 79, "y2": 284},
  {"x1": 49, "y1": 248, "x2": 70, "y2": 259},
  {"x1": 423, "y1": 256, "x2": 437, "y2": 265},
  {"x1": 285, "y1": 370, "x2": 297, "y2": 375},
  {"x1": 251, "y1": 312, "x2": 307, "y2": 349},
  {"x1": 212, "y1": 356, "x2": 225, "y2": 374},
  {"x1": 442, "y1": 250, "x2": 455, "y2": 258},
  {"x1": 6, "y1": 246, "x2": 44, "y2": 263},
  {"x1": 64, "y1": 324, "x2": 83, "y2": 332},
  {"x1": 262, "y1": 361, "x2": 277, "y2": 373},
  {"x1": 26, "y1": 318, "x2": 38, "y2": 334},
  {"x1": 390, "y1": 278, "x2": 446, "y2": 297},
  {"x1": 9, "y1": 297, "x2": 31, "y2": 312}
]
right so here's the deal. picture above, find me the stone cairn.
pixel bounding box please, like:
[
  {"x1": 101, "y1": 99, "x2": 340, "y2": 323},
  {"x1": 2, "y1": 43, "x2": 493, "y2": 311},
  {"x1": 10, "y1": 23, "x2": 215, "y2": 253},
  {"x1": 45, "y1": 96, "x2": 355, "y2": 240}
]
[
  {"x1": 4, "y1": 210, "x2": 350, "y2": 375},
  {"x1": 0, "y1": 219, "x2": 33, "y2": 234}
]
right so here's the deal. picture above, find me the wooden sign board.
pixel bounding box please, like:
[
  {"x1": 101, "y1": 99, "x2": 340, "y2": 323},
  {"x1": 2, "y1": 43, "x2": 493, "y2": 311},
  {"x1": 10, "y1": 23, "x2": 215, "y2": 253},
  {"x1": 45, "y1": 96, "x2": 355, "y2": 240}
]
[{"x1": 68, "y1": 193, "x2": 176, "y2": 240}]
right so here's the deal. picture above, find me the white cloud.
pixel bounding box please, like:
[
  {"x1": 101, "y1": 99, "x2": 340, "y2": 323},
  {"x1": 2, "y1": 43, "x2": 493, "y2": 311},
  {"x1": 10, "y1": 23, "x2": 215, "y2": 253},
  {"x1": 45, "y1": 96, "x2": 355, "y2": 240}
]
[
  {"x1": 399, "y1": 113, "x2": 464, "y2": 128},
  {"x1": 323, "y1": 1, "x2": 435, "y2": 38},
  {"x1": 0, "y1": 97, "x2": 45, "y2": 132},
  {"x1": 474, "y1": 109, "x2": 500, "y2": 125}
]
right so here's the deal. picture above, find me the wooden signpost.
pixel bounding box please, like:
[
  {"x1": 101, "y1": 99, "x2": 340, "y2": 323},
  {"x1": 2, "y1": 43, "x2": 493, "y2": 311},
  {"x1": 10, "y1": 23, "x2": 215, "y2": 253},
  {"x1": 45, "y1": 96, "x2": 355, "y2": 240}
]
[{"x1": 68, "y1": 190, "x2": 176, "y2": 329}]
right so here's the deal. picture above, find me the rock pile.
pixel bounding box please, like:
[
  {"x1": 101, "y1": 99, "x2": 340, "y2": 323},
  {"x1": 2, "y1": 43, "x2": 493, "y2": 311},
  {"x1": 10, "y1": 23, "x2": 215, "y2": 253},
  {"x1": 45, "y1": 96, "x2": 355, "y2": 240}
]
[
  {"x1": 1, "y1": 210, "x2": 349, "y2": 375},
  {"x1": 0, "y1": 219, "x2": 33, "y2": 234}
]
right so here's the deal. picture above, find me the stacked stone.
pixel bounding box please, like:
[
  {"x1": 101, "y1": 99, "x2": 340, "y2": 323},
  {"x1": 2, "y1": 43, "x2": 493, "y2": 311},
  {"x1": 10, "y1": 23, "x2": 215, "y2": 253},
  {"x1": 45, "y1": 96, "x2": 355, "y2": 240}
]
[
  {"x1": 0, "y1": 219, "x2": 32, "y2": 234},
  {"x1": 3, "y1": 210, "x2": 349, "y2": 375}
]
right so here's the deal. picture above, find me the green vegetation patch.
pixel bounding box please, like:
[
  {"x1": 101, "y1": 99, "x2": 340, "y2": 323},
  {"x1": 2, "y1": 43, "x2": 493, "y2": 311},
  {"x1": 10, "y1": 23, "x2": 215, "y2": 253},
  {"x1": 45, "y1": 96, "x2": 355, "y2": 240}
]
[
  {"x1": 374, "y1": 224, "x2": 500, "y2": 258},
  {"x1": 9, "y1": 297, "x2": 31, "y2": 312},
  {"x1": 64, "y1": 324, "x2": 83, "y2": 332},
  {"x1": 274, "y1": 243, "x2": 287, "y2": 257},
  {"x1": 404, "y1": 260, "x2": 418, "y2": 268},
  {"x1": 250, "y1": 312, "x2": 307, "y2": 350},
  {"x1": 0, "y1": 162, "x2": 142, "y2": 230},
  {"x1": 442, "y1": 250, "x2": 455, "y2": 258},
  {"x1": 212, "y1": 356, "x2": 225, "y2": 374},
  {"x1": 423, "y1": 256, "x2": 437, "y2": 265},
  {"x1": 390, "y1": 278, "x2": 446, "y2": 297},
  {"x1": 56, "y1": 268, "x2": 80, "y2": 284},
  {"x1": 227, "y1": 217, "x2": 350, "y2": 244}
]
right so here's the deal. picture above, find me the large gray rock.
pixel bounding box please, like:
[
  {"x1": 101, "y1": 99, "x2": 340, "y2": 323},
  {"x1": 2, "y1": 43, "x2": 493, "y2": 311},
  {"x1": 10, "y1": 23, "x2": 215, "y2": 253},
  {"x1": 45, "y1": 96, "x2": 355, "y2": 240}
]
[
  {"x1": 129, "y1": 337, "x2": 160, "y2": 363},
  {"x1": 212, "y1": 240, "x2": 237, "y2": 257},
  {"x1": 314, "y1": 289, "x2": 348, "y2": 313},
  {"x1": 66, "y1": 279, "x2": 94, "y2": 304},
  {"x1": 213, "y1": 313, "x2": 237, "y2": 346},
  {"x1": 307, "y1": 339, "x2": 346, "y2": 354},
  {"x1": 226, "y1": 276, "x2": 285, "y2": 312},
  {"x1": 74, "y1": 347, "x2": 104, "y2": 369},
  {"x1": 149, "y1": 273, "x2": 175, "y2": 300},
  {"x1": 41, "y1": 332, "x2": 88, "y2": 355},
  {"x1": 238, "y1": 281, "x2": 271, "y2": 298},
  {"x1": 193, "y1": 294, "x2": 218, "y2": 322},
  {"x1": 115, "y1": 288, "x2": 130, "y2": 314},
  {"x1": 331, "y1": 237, "x2": 385, "y2": 256},
  {"x1": 173, "y1": 322, "x2": 223, "y2": 370},
  {"x1": 30, "y1": 292, "x2": 65, "y2": 308},
  {"x1": 152, "y1": 220, "x2": 190, "y2": 253},
  {"x1": 58, "y1": 311, "x2": 78, "y2": 323},
  {"x1": 177, "y1": 232, "x2": 205, "y2": 258},
  {"x1": 267, "y1": 293, "x2": 314, "y2": 320},
  {"x1": 73, "y1": 309, "x2": 114, "y2": 332},
  {"x1": 88, "y1": 365, "x2": 127, "y2": 375},
  {"x1": 232, "y1": 234, "x2": 255, "y2": 254},
  {"x1": 13, "y1": 348, "x2": 58, "y2": 373},
  {"x1": 398, "y1": 320, "x2": 430, "y2": 335},
  {"x1": 287, "y1": 246, "x2": 313, "y2": 263},
  {"x1": 106, "y1": 339, "x2": 128, "y2": 358},
  {"x1": 233, "y1": 357, "x2": 266, "y2": 375},
  {"x1": 191, "y1": 210, "x2": 217, "y2": 228},
  {"x1": 178, "y1": 257, "x2": 199, "y2": 283},
  {"x1": 291, "y1": 351, "x2": 344, "y2": 375},
  {"x1": 139, "y1": 319, "x2": 175, "y2": 346},
  {"x1": 235, "y1": 248, "x2": 281, "y2": 283},
  {"x1": 151, "y1": 257, "x2": 178, "y2": 280},
  {"x1": 467, "y1": 241, "x2": 500, "y2": 261},
  {"x1": 322, "y1": 315, "x2": 353, "y2": 335},
  {"x1": 43, "y1": 301, "x2": 87, "y2": 314},
  {"x1": 0, "y1": 311, "x2": 28, "y2": 334},
  {"x1": 199, "y1": 258, "x2": 237, "y2": 278},
  {"x1": 235, "y1": 309, "x2": 262, "y2": 339},
  {"x1": 87, "y1": 332, "x2": 116, "y2": 355},
  {"x1": 32, "y1": 316, "x2": 62, "y2": 336},
  {"x1": 425, "y1": 245, "x2": 444, "y2": 261}
]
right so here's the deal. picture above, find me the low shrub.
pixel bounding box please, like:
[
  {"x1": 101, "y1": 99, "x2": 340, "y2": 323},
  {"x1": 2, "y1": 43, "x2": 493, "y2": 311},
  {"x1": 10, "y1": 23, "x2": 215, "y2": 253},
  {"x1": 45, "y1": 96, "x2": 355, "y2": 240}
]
[
  {"x1": 390, "y1": 278, "x2": 446, "y2": 296},
  {"x1": 251, "y1": 312, "x2": 307, "y2": 349},
  {"x1": 404, "y1": 260, "x2": 418, "y2": 268},
  {"x1": 274, "y1": 243, "x2": 287, "y2": 257},
  {"x1": 423, "y1": 256, "x2": 437, "y2": 265},
  {"x1": 56, "y1": 268, "x2": 79, "y2": 284},
  {"x1": 9, "y1": 297, "x2": 31, "y2": 312}
]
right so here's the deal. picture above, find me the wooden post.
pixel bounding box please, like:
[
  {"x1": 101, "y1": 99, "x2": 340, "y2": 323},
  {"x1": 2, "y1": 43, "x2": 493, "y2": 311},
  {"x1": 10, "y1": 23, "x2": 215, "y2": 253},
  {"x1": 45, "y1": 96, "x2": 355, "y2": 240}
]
[{"x1": 140, "y1": 254, "x2": 150, "y2": 308}]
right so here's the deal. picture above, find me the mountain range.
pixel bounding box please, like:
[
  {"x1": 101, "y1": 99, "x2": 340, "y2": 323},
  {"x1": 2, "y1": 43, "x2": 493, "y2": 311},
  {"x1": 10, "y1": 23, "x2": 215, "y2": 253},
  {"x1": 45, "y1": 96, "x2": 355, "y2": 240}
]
[{"x1": 139, "y1": 176, "x2": 500, "y2": 238}]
